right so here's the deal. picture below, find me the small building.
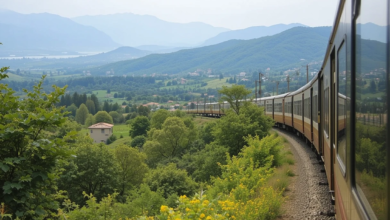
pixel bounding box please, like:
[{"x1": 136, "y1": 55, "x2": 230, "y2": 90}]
[{"x1": 88, "y1": 122, "x2": 114, "y2": 144}]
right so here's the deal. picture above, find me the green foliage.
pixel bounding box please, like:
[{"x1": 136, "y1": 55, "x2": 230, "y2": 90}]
[
  {"x1": 94, "y1": 111, "x2": 113, "y2": 124},
  {"x1": 0, "y1": 72, "x2": 73, "y2": 219},
  {"x1": 58, "y1": 137, "x2": 118, "y2": 204},
  {"x1": 130, "y1": 135, "x2": 147, "y2": 148},
  {"x1": 115, "y1": 145, "x2": 148, "y2": 197},
  {"x1": 145, "y1": 163, "x2": 198, "y2": 199},
  {"x1": 106, "y1": 134, "x2": 117, "y2": 144},
  {"x1": 109, "y1": 111, "x2": 124, "y2": 124},
  {"x1": 219, "y1": 84, "x2": 252, "y2": 114},
  {"x1": 84, "y1": 113, "x2": 94, "y2": 127},
  {"x1": 137, "y1": 105, "x2": 150, "y2": 117},
  {"x1": 129, "y1": 116, "x2": 150, "y2": 138},
  {"x1": 85, "y1": 99, "x2": 96, "y2": 115},
  {"x1": 75, "y1": 103, "x2": 89, "y2": 125},
  {"x1": 65, "y1": 103, "x2": 78, "y2": 117},
  {"x1": 200, "y1": 121, "x2": 217, "y2": 144},
  {"x1": 150, "y1": 117, "x2": 189, "y2": 159},
  {"x1": 150, "y1": 109, "x2": 170, "y2": 129},
  {"x1": 181, "y1": 143, "x2": 229, "y2": 182}
]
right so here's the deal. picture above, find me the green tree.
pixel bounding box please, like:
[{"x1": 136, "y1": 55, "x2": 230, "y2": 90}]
[
  {"x1": 0, "y1": 71, "x2": 72, "y2": 219},
  {"x1": 129, "y1": 116, "x2": 150, "y2": 138},
  {"x1": 58, "y1": 136, "x2": 118, "y2": 204},
  {"x1": 109, "y1": 111, "x2": 123, "y2": 124},
  {"x1": 65, "y1": 103, "x2": 78, "y2": 117},
  {"x1": 150, "y1": 109, "x2": 170, "y2": 129},
  {"x1": 145, "y1": 163, "x2": 197, "y2": 199},
  {"x1": 86, "y1": 99, "x2": 96, "y2": 115},
  {"x1": 75, "y1": 103, "x2": 89, "y2": 125},
  {"x1": 219, "y1": 85, "x2": 251, "y2": 114},
  {"x1": 213, "y1": 103, "x2": 273, "y2": 155},
  {"x1": 138, "y1": 105, "x2": 150, "y2": 117},
  {"x1": 94, "y1": 111, "x2": 114, "y2": 124},
  {"x1": 84, "y1": 114, "x2": 94, "y2": 126},
  {"x1": 115, "y1": 145, "x2": 148, "y2": 197},
  {"x1": 130, "y1": 136, "x2": 147, "y2": 148},
  {"x1": 152, "y1": 117, "x2": 189, "y2": 159}
]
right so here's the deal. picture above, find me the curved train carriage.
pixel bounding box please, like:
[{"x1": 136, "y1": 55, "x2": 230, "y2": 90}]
[{"x1": 192, "y1": 0, "x2": 389, "y2": 219}]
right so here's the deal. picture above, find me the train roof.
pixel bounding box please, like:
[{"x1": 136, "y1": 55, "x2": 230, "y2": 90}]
[{"x1": 288, "y1": 74, "x2": 318, "y2": 96}]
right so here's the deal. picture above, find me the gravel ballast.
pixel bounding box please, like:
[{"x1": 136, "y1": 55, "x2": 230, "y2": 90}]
[{"x1": 275, "y1": 128, "x2": 335, "y2": 220}]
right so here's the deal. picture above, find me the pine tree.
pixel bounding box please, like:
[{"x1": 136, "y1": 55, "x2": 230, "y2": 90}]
[{"x1": 75, "y1": 104, "x2": 89, "y2": 125}]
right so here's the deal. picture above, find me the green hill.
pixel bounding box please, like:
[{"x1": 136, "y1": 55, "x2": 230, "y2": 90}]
[{"x1": 89, "y1": 26, "x2": 332, "y2": 75}]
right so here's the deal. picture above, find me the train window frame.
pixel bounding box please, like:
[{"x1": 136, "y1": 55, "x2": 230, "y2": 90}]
[{"x1": 336, "y1": 40, "x2": 347, "y2": 176}]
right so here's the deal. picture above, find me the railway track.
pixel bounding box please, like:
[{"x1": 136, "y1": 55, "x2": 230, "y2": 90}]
[{"x1": 275, "y1": 128, "x2": 335, "y2": 220}]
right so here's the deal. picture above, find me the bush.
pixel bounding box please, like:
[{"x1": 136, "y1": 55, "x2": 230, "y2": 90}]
[
  {"x1": 130, "y1": 136, "x2": 146, "y2": 148},
  {"x1": 106, "y1": 134, "x2": 117, "y2": 144}
]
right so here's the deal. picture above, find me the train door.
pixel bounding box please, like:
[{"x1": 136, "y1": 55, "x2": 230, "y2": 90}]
[
  {"x1": 330, "y1": 49, "x2": 336, "y2": 191},
  {"x1": 282, "y1": 99, "x2": 285, "y2": 124},
  {"x1": 319, "y1": 75, "x2": 324, "y2": 157},
  {"x1": 302, "y1": 94, "x2": 304, "y2": 135},
  {"x1": 310, "y1": 88, "x2": 313, "y2": 143}
]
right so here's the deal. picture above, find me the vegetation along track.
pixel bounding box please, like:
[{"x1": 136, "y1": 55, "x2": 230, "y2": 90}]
[{"x1": 275, "y1": 128, "x2": 335, "y2": 220}]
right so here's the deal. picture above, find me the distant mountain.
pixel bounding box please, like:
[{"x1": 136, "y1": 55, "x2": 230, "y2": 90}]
[
  {"x1": 88, "y1": 26, "x2": 332, "y2": 76},
  {"x1": 72, "y1": 13, "x2": 229, "y2": 47},
  {"x1": 135, "y1": 45, "x2": 191, "y2": 54},
  {"x1": 357, "y1": 23, "x2": 387, "y2": 43},
  {"x1": 201, "y1": 23, "x2": 307, "y2": 46},
  {"x1": 0, "y1": 10, "x2": 120, "y2": 56},
  {"x1": 0, "y1": 46, "x2": 151, "y2": 70}
]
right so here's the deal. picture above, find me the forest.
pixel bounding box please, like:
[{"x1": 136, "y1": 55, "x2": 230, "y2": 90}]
[{"x1": 0, "y1": 66, "x2": 296, "y2": 219}]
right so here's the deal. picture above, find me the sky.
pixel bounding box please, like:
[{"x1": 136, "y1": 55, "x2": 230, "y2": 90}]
[{"x1": 0, "y1": 0, "x2": 340, "y2": 30}]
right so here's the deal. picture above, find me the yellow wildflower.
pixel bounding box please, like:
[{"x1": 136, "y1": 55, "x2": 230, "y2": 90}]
[
  {"x1": 200, "y1": 213, "x2": 206, "y2": 219},
  {"x1": 160, "y1": 205, "x2": 169, "y2": 212}
]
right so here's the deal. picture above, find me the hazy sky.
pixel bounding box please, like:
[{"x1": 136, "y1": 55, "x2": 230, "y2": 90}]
[{"x1": 1, "y1": 0, "x2": 340, "y2": 29}]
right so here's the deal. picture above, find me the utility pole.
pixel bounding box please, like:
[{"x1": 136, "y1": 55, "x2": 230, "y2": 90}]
[
  {"x1": 255, "y1": 80, "x2": 258, "y2": 101},
  {"x1": 275, "y1": 81, "x2": 280, "y2": 95},
  {"x1": 286, "y1": 75, "x2": 290, "y2": 92},
  {"x1": 306, "y1": 64, "x2": 309, "y2": 83},
  {"x1": 258, "y1": 72, "x2": 263, "y2": 98}
]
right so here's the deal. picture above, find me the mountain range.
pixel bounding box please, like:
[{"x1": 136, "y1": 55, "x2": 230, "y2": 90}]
[
  {"x1": 201, "y1": 23, "x2": 306, "y2": 46},
  {"x1": 0, "y1": 10, "x2": 120, "y2": 56},
  {"x1": 72, "y1": 13, "x2": 229, "y2": 47},
  {"x1": 87, "y1": 26, "x2": 332, "y2": 76}
]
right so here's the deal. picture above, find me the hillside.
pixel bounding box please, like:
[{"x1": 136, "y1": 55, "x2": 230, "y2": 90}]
[
  {"x1": 0, "y1": 10, "x2": 120, "y2": 56},
  {"x1": 88, "y1": 26, "x2": 332, "y2": 76},
  {"x1": 201, "y1": 23, "x2": 306, "y2": 46},
  {"x1": 72, "y1": 13, "x2": 229, "y2": 47}
]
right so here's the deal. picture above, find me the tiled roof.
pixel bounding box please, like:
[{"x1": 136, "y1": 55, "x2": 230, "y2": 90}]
[{"x1": 88, "y1": 122, "x2": 114, "y2": 129}]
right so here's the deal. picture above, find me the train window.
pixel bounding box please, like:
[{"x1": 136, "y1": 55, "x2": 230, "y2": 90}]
[
  {"x1": 354, "y1": 0, "x2": 387, "y2": 219},
  {"x1": 274, "y1": 103, "x2": 282, "y2": 113},
  {"x1": 324, "y1": 88, "x2": 329, "y2": 136},
  {"x1": 284, "y1": 101, "x2": 291, "y2": 114},
  {"x1": 304, "y1": 98, "x2": 311, "y2": 119},
  {"x1": 337, "y1": 42, "x2": 347, "y2": 170},
  {"x1": 312, "y1": 95, "x2": 318, "y2": 123},
  {"x1": 266, "y1": 103, "x2": 273, "y2": 112}
]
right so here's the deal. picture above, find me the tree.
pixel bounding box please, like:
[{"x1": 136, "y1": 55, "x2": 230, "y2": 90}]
[
  {"x1": 138, "y1": 105, "x2": 150, "y2": 117},
  {"x1": 213, "y1": 102, "x2": 274, "y2": 155},
  {"x1": 145, "y1": 163, "x2": 197, "y2": 199},
  {"x1": 130, "y1": 136, "x2": 147, "y2": 148},
  {"x1": 0, "y1": 71, "x2": 73, "y2": 219},
  {"x1": 85, "y1": 114, "x2": 94, "y2": 127},
  {"x1": 115, "y1": 145, "x2": 148, "y2": 196},
  {"x1": 125, "y1": 106, "x2": 130, "y2": 113},
  {"x1": 94, "y1": 111, "x2": 114, "y2": 124},
  {"x1": 150, "y1": 109, "x2": 170, "y2": 129},
  {"x1": 219, "y1": 84, "x2": 251, "y2": 114},
  {"x1": 58, "y1": 137, "x2": 118, "y2": 204},
  {"x1": 86, "y1": 99, "x2": 96, "y2": 115},
  {"x1": 130, "y1": 116, "x2": 150, "y2": 137},
  {"x1": 109, "y1": 111, "x2": 123, "y2": 124},
  {"x1": 65, "y1": 103, "x2": 78, "y2": 117},
  {"x1": 151, "y1": 117, "x2": 189, "y2": 158},
  {"x1": 75, "y1": 103, "x2": 89, "y2": 125}
]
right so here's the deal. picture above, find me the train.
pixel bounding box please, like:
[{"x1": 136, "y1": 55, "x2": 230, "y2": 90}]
[{"x1": 190, "y1": 0, "x2": 389, "y2": 219}]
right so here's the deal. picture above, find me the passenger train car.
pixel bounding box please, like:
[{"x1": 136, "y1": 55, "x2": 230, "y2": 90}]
[{"x1": 193, "y1": 0, "x2": 389, "y2": 219}]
